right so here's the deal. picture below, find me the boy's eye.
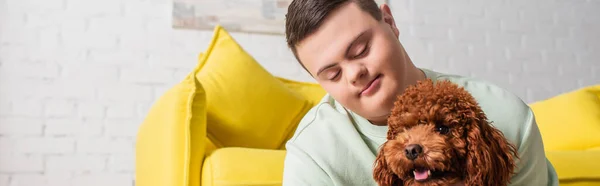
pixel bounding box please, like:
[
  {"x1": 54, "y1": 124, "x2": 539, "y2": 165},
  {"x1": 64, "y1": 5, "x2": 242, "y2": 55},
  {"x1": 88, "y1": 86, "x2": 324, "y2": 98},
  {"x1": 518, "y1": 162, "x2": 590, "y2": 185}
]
[
  {"x1": 328, "y1": 70, "x2": 340, "y2": 80},
  {"x1": 354, "y1": 42, "x2": 370, "y2": 58}
]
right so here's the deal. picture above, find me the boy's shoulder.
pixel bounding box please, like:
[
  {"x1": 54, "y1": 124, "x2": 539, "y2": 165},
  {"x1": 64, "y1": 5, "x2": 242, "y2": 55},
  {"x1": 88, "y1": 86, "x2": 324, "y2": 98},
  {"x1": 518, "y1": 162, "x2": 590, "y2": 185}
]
[
  {"x1": 283, "y1": 96, "x2": 388, "y2": 186},
  {"x1": 424, "y1": 68, "x2": 523, "y2": 102},
  {"x1": 424, "y1": 68, "x2": 528, "y2": 110},
  {"x1": 288, "y1": 95, "x2": 349, "y2": 143},
  {"x1": 424, "y1": 68, "x2": 533, "y2": 145}
]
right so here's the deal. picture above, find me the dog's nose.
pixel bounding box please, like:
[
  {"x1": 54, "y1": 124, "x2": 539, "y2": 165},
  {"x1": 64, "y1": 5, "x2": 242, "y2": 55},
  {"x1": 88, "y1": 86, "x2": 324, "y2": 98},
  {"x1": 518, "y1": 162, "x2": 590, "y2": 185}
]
[{"x1": 404, "y1": 144, "x2": 423, "y2": 160}]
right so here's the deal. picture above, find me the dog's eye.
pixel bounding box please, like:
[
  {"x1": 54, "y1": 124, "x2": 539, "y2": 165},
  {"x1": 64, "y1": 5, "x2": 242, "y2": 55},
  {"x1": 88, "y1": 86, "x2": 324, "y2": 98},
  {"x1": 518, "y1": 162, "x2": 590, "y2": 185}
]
[{"x1": 435, "y1": 125, "x2": 450, "y2": 134}]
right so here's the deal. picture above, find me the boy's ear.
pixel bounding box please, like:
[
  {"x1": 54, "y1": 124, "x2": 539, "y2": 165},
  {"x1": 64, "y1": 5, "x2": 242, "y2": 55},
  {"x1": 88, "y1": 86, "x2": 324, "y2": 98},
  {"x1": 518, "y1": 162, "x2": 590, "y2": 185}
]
[{"x1": 380, "y1": 4, "x2": 399, "y2": 37}]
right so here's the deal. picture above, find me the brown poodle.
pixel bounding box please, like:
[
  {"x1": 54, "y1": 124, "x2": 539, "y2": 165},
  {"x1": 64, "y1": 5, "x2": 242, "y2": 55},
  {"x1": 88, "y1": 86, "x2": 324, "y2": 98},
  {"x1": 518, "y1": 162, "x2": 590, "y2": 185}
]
[{"x1": 373, "y1": 79, "x2": 519, "y2": 186}]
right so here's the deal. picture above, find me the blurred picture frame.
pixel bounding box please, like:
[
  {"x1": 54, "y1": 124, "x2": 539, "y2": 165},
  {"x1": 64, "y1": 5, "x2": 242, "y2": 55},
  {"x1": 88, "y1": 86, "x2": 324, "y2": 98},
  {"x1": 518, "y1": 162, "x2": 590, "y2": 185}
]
[{"x1": 172, "y1": 0, "x2": 389, "y2": 35}]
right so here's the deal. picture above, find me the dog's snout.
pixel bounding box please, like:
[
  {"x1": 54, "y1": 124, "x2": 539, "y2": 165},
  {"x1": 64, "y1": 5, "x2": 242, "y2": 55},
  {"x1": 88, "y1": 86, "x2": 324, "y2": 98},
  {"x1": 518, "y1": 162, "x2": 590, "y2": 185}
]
[{"x1": 404, "y1": 144, "x2": 423, "y2": 160}]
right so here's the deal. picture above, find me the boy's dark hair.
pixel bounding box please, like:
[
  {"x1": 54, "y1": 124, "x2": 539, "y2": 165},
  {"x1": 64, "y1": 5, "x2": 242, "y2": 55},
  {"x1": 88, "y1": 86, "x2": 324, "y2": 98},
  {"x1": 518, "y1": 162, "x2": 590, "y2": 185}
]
[{"x1": 285, "y1": 0, "x2": 382, "y2": 66}]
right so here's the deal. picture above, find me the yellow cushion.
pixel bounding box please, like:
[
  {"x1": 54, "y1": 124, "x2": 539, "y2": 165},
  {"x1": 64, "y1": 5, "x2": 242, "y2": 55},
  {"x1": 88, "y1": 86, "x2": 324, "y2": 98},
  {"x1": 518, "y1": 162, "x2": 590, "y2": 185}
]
[
  {"x1": 275, "y1": 77, "x2": 326, "y2": 149},
  {"x1": 135, "y1": 69, "x2": 207, "y2": 186},
  {"x1": 276, "y1": 77, "x2": 326, "y2": 107},
  {"x1": 530, "y1": 85, "x2": 600, "y2": 151},
  {"x1": 201, "y1": 147, "x2": 286, "y2": 186},
  {"x1": 193, "y1": 54, "x2": 326, "y2": 151},
  {"x1": 545, "y1": 150, "x2": 600, "y2": 186},
  {"x1": 196, "y1": 25, "x2": 315, "y2": 150}
]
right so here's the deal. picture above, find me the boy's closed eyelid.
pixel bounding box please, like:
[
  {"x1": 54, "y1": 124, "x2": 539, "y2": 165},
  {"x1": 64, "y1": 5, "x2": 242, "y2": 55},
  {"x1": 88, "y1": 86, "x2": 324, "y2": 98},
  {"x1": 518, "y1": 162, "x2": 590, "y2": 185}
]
[
  {"x1": 344, "y1": 28, "x2": 372, "y2": 57},
  {"x1": 321, "y1": 67, "x2": 341, "y2": 80},
  {"x1": 357, "y1": 41, "x2": 370, "y2": 57},
  {"x1": 349, "y1": 40, "x2": 368, "y2": 56},
  {"x1": 328, "y1": 70, "x2": 341, "y2": 80}
]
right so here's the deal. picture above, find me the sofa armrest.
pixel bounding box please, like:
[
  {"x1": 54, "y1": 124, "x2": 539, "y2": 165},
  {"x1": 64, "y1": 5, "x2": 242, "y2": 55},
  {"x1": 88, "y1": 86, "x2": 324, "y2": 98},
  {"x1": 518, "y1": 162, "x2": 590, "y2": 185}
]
[
  {"x1": 135, "y1": 76, "x2": 207, "y2": 186},
  {"x1": 202, "y1": 147, "x2": 286, "y2": 186}
]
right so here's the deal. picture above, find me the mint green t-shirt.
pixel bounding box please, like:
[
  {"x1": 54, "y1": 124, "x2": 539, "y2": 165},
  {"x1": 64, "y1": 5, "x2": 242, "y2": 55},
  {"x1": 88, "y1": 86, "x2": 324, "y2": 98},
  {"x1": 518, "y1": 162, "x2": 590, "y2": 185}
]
[{"x1": 282, "y1": 68, "x2": 559, "y2": 186}]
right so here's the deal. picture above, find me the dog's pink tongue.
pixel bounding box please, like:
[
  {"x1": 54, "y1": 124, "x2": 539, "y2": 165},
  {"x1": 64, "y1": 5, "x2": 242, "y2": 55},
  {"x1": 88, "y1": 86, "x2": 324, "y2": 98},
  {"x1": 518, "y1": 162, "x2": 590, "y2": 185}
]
[{"x1": 413, "y1": 170, "x2": 429, "y2": 181}]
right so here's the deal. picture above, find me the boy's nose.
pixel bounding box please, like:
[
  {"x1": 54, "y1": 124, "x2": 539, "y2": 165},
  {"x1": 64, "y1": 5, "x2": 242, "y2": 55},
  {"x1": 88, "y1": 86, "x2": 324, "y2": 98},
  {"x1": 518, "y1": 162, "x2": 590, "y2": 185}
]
[{"x1": 347, "y1": 64, "x2": 368, "y2": 85}]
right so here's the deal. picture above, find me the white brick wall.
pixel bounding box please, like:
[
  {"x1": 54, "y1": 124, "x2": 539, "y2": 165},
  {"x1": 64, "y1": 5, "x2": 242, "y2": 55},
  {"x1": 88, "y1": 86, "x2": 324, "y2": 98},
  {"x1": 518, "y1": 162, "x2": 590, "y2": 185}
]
[
  {"x1": 0, "y1": 0, "x2": 598, "y2": 185},
  {"x1": 390, "y1": 0, "x2": 599, "y2": 102}
]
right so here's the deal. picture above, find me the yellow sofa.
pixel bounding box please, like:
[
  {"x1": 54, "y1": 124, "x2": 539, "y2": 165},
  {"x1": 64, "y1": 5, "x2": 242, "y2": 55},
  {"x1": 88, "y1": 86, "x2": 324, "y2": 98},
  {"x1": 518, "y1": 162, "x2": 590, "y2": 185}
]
[
  {"x1": 530, "y1": 85, "x2": 600, "y2": 186},
  {"x1": 135, "y1": 25, "x2": 326, "y2": 186},
  {"x1": 135, "y1": 25, "x2": 600, "y2": 186}
]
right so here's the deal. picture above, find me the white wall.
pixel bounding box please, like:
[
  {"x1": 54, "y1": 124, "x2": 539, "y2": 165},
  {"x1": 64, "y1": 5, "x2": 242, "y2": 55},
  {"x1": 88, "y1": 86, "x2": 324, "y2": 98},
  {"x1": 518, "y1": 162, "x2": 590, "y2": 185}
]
[
  {"x1": 0, "y1": 0, "x2": 597, "y2": 185},
  {"x1": 390, "y1": 0, "x2": 599, "y2": 102}
]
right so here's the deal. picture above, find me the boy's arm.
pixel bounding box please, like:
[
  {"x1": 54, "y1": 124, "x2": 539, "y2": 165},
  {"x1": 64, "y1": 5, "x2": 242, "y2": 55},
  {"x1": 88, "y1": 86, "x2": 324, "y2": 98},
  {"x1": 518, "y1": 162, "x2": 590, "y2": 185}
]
[
  {"x1": 282, "y1": 141, "x2": 332, "y2": 186},
  {"x1": 508, "y1": 107, "x2": 559, "y2": 186}
]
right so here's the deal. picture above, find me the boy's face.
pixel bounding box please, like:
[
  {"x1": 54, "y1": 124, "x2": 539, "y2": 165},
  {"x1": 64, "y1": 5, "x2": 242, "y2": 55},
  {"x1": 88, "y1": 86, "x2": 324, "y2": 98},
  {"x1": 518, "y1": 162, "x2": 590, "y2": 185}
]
[{"x1": 295, "y1": 2, "x2": 411, "y2": 125}]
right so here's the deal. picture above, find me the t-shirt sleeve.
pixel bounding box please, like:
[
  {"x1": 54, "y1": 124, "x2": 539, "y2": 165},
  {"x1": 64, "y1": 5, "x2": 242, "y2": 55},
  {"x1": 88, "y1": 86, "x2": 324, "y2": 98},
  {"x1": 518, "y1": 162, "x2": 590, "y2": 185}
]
[
  {"x1": 282, "y1": 141, "x2": 332, "y2": 186},
  {"x1": 509, "y1": 107, "x2": 559, "y2": 186}
]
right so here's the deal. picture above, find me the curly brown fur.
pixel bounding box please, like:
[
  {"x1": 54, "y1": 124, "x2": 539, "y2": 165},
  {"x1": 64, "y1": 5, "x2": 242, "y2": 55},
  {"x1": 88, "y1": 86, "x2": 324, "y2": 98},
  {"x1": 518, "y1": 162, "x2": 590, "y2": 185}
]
[{"x1": 373, "y1": 79, "x2": 518, "y2": 186}]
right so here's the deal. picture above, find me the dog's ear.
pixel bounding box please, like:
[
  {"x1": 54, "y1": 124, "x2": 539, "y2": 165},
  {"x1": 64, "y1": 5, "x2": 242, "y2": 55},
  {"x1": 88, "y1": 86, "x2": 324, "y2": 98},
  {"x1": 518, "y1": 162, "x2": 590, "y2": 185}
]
[
  {"x1": 373, "y1": 141, "x2": 403, "y2": 186},
  {"x1": 464, "y1": 113, "x2": 518, "y2": 186}
]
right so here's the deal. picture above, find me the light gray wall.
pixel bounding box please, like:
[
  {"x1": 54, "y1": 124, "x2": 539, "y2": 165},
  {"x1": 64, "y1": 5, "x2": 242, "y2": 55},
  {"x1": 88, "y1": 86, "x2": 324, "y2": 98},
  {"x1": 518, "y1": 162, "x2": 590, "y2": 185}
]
[{"x1": 389, "y1": 0, "x2": 599, "y2": 103}]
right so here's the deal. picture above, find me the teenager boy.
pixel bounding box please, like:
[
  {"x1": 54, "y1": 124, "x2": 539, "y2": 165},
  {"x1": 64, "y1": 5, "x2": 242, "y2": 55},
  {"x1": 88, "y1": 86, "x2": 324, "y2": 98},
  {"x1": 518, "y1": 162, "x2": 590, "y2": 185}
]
[{"x1": 281, "y1": 0, "x2": 559, "y2": 185}]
